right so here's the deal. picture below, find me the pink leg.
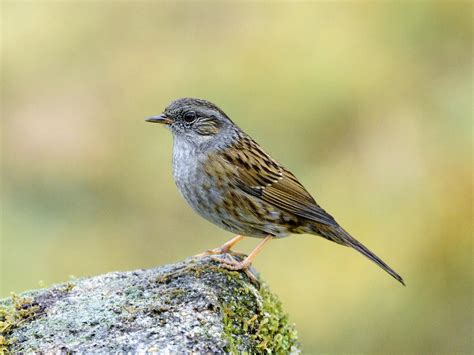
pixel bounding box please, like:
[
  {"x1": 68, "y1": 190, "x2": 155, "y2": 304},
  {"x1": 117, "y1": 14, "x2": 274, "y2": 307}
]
[
  {"x1": 194, "y1": 235, "x2": 245, "y2": 257},
  {"x1": 211, "y1": 235, "x2": 273, "y2": 270}
]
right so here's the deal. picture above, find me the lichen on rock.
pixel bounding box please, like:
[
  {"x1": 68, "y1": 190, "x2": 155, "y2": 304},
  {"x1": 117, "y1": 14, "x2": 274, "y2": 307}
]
[{"x1": 0, "y1": 256, "x2": 299, "y2": 353}]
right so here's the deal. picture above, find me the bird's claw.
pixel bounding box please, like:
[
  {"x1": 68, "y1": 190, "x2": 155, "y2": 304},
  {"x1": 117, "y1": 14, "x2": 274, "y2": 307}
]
[
  {"x1": 210, "y1": 254, "x2": 259, "y2": 286},
  {"x1": 194, "y1": 248, "x2": 246, "y2": 259}
]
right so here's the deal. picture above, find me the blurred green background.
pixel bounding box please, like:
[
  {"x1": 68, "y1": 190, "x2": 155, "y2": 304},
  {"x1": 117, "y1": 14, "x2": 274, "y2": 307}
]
[{"x1": 1, "y1": 2, "x2": 472, "y2": 353}]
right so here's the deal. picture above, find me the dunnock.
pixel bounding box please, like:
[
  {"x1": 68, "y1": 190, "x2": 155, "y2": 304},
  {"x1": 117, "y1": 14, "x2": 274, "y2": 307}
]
[{"x1": 146, "y1": 98, "x2": 404, "y2": 285}]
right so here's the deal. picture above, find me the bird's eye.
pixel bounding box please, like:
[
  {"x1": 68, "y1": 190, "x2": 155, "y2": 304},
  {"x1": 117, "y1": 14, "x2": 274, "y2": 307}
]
[{"x1": 183, "y1": 111, "x2": 196, "y2": 123}]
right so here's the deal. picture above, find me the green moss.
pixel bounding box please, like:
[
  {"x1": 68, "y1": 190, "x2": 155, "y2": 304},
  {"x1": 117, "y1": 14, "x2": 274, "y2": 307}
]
[
  {"x1": 201, "y1": 267, "x2": 299, "y2": 354},
  {"x1": 0, "y1": 282, "x2": 75, "y2": 354},
  {"x1": 154, "y1": 259, "x2": 298, "y2": 353},
  {"x1": 0, "y1": 294, "x2": 41, "y2": 354},
  {"x1": 255, "y1": 283, "x2": 298, "y2": 353},
  {"x1": 61, "y1": 282, "x2": 75, "y2": 293},
  {"x1": 220, "y1": 277, "x2": 298, "y2": 353}
]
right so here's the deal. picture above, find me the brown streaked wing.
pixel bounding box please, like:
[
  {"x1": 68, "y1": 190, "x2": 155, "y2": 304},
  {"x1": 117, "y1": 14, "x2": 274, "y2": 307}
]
[{"x1": 217, "y1": 134, "x2": 338, "y2": 227}]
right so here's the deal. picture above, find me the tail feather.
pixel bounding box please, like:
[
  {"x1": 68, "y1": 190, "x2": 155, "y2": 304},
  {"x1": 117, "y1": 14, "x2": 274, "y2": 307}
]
[{"x1": 317, "y1": 225, "x2": 405, "y2": 285}]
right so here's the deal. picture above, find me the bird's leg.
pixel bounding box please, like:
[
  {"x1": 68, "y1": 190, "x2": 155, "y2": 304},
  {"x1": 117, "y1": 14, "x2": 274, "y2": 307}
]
[
  {"x1": 211, "y1": 235, "x2": 273, "y2": 271},
  {"x1": 216, "y1": 235, "x2": 245, "y2": 254},
  {"x1": 194, "y1": 235, "x2": 245, "y2": 257}
]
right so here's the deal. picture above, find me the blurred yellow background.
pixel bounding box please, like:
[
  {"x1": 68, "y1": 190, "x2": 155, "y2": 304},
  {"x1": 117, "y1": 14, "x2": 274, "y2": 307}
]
[{"x1": 1, "y1": 2, "x2": 472, "y2": 353}]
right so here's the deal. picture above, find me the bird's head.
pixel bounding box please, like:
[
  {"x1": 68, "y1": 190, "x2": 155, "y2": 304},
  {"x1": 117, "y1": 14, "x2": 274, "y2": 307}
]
[{"x1": 146, "y1": 98, "x2": 236, "y2": 150}]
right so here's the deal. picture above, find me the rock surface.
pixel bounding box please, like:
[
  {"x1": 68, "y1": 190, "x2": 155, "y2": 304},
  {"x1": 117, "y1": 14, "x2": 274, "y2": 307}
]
[{"x1": 0, "y1": 256, "x2": 299, "y2": 353}]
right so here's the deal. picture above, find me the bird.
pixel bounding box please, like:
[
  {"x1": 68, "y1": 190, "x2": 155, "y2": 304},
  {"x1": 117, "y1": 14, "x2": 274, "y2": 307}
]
[{"x1": 146, "y1": 98, "x2": 405, "y2": 285}]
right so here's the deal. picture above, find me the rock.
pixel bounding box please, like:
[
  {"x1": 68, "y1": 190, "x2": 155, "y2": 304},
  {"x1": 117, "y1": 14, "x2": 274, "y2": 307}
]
[{"x1": 0, "y1": 256, "x2": 299, "y2": 353}]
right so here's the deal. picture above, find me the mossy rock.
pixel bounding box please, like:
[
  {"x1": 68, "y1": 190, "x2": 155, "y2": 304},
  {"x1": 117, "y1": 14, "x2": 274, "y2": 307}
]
[{"x1": 0, "y1": 256, "x2": 299, "y2": 353}]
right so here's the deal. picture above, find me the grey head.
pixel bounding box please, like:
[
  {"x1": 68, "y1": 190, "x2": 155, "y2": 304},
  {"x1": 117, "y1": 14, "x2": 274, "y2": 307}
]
[{"x1": 146, "y1": 98, "x2": 238, "y2": 153}]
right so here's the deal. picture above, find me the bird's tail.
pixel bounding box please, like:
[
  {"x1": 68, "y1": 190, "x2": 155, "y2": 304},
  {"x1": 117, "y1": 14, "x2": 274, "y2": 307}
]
[{"x1": 315, "y1": 225, "x2": 405, "y2": 286}]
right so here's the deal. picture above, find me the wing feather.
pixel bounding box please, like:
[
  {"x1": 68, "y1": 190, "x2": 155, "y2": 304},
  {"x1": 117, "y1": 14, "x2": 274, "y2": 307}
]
[{"x1": 219, "y1": 134, "x2": 338, "y2": 227}]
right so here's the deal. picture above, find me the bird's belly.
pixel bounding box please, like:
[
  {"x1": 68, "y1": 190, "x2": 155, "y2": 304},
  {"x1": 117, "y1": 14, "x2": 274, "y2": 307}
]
[{"x1": 173, "y1": 153, "x2": 291, "y2": 238}]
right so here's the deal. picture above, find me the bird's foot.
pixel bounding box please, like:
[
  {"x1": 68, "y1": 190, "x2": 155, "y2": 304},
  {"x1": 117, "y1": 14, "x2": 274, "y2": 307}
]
[
  {"x1": 210, "y1": 254, "x2": 259, "y2": 285},
  {"x1": 193, "y1": 235, "x2": 246, "y2": 258},
  {"x1": 193, "y1": 248, "x2": 245, "y2": 259},
  {"x1": 211, "y1": 254, "x2": 251, "y2": 270}
]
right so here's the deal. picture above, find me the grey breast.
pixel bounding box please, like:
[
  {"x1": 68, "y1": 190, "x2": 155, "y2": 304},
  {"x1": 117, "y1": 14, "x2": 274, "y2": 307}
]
[
  {"x1": 171, "y1": 136, "x2": 291, "y2": 238},
  {"x1": 171, "y1": 136, "x2": 232, "y2": 230}
]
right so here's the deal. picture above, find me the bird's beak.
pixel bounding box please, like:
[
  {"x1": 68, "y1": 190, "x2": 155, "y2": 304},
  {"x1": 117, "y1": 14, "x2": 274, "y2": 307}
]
[{"x1": 145, "y1": 114, "x2": 173, "y2": 125}]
